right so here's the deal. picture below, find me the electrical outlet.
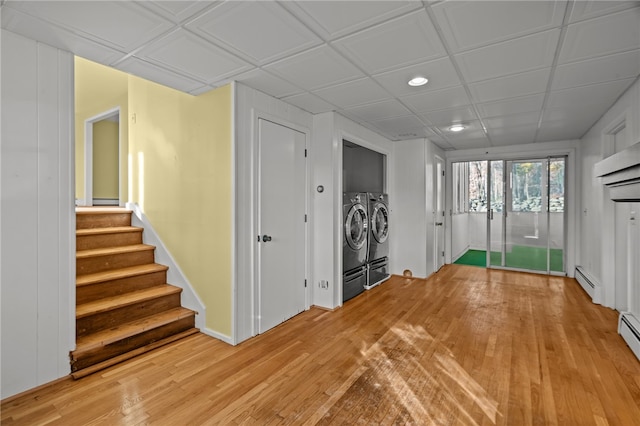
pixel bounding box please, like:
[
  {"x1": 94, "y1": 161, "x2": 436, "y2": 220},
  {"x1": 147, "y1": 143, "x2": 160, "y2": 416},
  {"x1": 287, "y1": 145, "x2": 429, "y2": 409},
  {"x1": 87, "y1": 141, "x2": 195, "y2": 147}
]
[{"x1": 318, "y1": 280, "x2": 329, "y2": 289}]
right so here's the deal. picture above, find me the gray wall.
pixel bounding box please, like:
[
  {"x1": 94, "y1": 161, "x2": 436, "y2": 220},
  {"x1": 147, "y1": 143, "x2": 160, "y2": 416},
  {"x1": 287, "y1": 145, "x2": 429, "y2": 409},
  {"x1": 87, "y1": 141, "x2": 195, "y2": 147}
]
[{"x1": 343, "y1": 140, "x2": 384, "y2": 193}]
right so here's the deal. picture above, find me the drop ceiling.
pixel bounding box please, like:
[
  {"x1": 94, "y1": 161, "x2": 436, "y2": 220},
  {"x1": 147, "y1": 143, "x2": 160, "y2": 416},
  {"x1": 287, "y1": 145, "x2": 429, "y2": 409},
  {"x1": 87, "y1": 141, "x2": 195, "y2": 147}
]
[{"x1": 2, "y1": 0, "x2": 639, "y2": 150}]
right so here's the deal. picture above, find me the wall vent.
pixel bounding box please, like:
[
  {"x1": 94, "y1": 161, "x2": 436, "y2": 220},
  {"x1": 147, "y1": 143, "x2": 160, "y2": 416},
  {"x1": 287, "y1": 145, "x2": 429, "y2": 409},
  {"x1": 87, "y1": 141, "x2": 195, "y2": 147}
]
[
  {"x1": 619, "y1": 313, "x2": 640, "y2": 362},
  {"x1": 575, "y1": 266, "x2": 596, "y2": 299}
]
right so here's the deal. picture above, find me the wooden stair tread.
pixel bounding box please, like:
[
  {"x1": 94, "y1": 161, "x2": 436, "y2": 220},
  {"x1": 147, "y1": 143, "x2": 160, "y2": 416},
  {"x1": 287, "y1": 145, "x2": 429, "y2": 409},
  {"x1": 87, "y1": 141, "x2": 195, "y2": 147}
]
[
  {"x1": 73, "y1": 307, "x2": 196, "y2": 354},
  {"x1": 76, "y1": 244, "x2": 155, "y2": 259},
  {"x1": 71, "y1": 328, "x2": 199, "y2": 379},
  {"x1": 76, "y1": 209, "x2": 132, "y2": 215},
  {"x1": 77, "y1": 264, "x2": 169, "y2": 287},
  {"x1": 76, "y1": 226, "x2": 143, "y2": 236},
  {"x1": 76, "y1": 284, "x2": 182, "y2": 318}
]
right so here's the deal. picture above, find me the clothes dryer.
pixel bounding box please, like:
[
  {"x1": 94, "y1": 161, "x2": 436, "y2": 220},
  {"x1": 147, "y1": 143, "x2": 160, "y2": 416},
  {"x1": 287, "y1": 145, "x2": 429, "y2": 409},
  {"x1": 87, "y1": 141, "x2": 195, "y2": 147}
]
[
  {"x1": 367, "y1": 193, "x2": 389, "y2": 261},
  {"x1": 366, "y1": 193, "x2": 390, "y2": 289}
]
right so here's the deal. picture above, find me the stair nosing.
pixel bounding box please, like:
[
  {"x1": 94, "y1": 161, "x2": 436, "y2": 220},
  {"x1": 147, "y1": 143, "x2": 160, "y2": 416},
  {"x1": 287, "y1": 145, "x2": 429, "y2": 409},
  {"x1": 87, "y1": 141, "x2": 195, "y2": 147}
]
[
  {"x1": 73, "y1": 308, "x2": 196, "y2": 354},
  {"x1": 76, "y1": 264, "x2": 169, "y2": 287},
  {"x1": 76, "y1": 226, "x2": 143, "y2": 236},
  {"x1": 76, "y1": 284, "x2": 182, "y2": 318},
  {"x1": 76, "y1": 244, "x2": 155, "y2": 259}
]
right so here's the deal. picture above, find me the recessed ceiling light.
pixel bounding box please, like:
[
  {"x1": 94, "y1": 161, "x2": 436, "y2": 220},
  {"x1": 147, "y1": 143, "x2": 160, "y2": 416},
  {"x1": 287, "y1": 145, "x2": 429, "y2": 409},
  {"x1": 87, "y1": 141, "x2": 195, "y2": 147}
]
[
  {"x1": 449, "y1": 124, "x2": 466, "y2": 132},
  {"x1": 408, "y1": 76, "x2": 428, "y2": 87}
]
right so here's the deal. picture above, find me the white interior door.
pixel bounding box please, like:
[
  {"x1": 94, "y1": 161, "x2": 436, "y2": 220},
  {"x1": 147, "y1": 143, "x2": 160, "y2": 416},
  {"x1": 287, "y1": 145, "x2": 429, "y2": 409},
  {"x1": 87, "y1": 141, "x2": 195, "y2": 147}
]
[
  {"x1": 434, "y1": 156, "x2": 445, "y2": 271},
  {"x1": 258, "y1": 119, "x2": 306, "y2": 334}
]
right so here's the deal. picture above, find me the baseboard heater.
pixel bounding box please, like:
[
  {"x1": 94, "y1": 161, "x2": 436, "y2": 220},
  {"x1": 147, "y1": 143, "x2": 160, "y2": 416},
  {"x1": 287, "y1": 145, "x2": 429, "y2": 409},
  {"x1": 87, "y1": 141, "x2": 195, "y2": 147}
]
[
  {"x1": 575, "y1": 266, "x2": 596, "y2": 300},
  {"x1": 619, "y1": 313, "x2": 640, "y2": 362}
]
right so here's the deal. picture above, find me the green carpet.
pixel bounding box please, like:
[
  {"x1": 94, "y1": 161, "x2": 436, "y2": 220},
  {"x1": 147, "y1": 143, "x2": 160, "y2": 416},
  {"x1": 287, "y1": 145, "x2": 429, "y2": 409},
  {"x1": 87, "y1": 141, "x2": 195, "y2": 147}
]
[{"x1": 454, "y1": 246, "x2": 563, "y2": 272}]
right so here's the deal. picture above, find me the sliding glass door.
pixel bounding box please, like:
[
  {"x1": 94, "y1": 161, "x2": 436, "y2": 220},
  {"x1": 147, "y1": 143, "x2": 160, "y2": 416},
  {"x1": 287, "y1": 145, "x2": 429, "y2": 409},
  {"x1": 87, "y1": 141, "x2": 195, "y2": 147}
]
[{"x1": 487, "y1": 157, "x2": 566, "y2": 274}]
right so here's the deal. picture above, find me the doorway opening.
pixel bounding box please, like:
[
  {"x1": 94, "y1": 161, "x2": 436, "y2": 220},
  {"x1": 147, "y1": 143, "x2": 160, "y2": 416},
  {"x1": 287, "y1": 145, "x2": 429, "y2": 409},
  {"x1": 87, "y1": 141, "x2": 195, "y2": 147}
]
[
  {"x1": 451, "y1": 157, "x2": 566, "y2": 275},
  {"x1": 83, "y1": 107, "x2": 121, "y2": 206}
]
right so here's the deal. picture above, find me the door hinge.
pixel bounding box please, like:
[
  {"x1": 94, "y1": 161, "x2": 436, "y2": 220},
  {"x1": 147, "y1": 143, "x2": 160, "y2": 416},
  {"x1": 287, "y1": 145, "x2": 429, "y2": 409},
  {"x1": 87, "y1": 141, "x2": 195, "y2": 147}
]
[
  {"x1": 305, "y1": 214, "x2": 307, "y2": 222},
  {"x1": 442, "y1": 251, "x2": 445, "y2": 257},
  {"x1": 442, "y1": 211, "x2": 445, "y2": 217},
  {"x1": 304, "y1": 149, "x2": 307, "y2": 157},
  {"x1": 442, "y1": 170, "x2": 445, "y2": 176},
  {"x1": 304, "y1": 279, "x2": 307, "y2": 288}
]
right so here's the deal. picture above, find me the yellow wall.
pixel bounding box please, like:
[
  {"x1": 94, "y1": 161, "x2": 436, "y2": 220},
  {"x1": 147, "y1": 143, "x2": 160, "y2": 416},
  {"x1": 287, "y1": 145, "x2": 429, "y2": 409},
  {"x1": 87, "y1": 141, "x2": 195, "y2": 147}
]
[
  {"x1": 128, "y1": 77, "x2": 233, "y2": 336},
  {"x1": 92, "y1": 120, "x2": 119, "y2": 199},
  {"x1": 74, "y1": 57, "x2": 128, "y2": 201}
]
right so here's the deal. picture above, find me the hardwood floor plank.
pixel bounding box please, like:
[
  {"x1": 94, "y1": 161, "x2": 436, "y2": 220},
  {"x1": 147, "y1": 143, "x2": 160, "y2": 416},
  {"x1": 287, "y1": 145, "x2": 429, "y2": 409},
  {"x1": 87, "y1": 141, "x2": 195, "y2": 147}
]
[{"x1": 3, "y1": 265, "x2": 640, "y2": 425}]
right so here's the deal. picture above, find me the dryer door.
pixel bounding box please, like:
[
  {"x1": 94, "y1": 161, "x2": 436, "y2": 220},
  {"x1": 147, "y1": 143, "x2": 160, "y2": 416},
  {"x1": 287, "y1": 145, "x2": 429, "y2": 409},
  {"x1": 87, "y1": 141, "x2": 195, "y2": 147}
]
[
  {"x1": 371, "y1": 202, "x2": 389, "y2": 243},
  {"x1": 345, "y1": 204, "x2": 368, "y2": 250}
]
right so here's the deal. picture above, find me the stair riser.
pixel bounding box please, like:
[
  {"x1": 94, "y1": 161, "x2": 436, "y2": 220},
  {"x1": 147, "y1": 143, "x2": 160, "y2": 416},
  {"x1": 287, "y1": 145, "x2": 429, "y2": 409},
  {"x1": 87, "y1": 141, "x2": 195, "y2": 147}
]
[
  {"x1": 77, "y1": 231, "x2": 143, "y2": 251},
  {"x1": 76, "y1": 271, "x2": 168, "y2": 305},
  {"x1": 77, "y1": 250, "x2": 155, "y2": 275},
  {"x1": 76, "y1": 213, "x2": 131, "y2": 229},
  {"x1": 77, "y1": 293, "x2": 182, "y2": 337},
  {"x1": 71, "y1": 316, "x2": 195, "y2": 372}
]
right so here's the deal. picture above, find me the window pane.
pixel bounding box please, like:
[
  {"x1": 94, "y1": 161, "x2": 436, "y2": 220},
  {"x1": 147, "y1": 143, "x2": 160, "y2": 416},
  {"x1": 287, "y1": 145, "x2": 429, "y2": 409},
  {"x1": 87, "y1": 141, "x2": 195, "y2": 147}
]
[
  {"x1": 549, "y1": 159, "x2": 564, "y2": 213},
  {"x1": 469, "y1": 161, "x2": 487, "y2": 212},
  {"x1": 511, "y1": 162, "x2": 542, "y2": 212}
]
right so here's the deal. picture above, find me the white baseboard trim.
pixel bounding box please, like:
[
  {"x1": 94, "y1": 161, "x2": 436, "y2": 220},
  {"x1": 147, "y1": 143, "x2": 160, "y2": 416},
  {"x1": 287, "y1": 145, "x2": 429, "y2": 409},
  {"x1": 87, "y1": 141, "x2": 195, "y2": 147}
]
[
  {"x1": 126, "y1": 202, "x2": 206, "y2": 331},
  {"x1": 619, "y1": 312, "x2": 640, "y2": 362},
  {"x1": 575, "y1": 266, "x2": 602, "y2": 304},
  {"x1": 452, "y1": 245, "x2": 470, "y2": 263},
  {"x1": 201, "y1": 327, "x2": 234, "y2": 346}
]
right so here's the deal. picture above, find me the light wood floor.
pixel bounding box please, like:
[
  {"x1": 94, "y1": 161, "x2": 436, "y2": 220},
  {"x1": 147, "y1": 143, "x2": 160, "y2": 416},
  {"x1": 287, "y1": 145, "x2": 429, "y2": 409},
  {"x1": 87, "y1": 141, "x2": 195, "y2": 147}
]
[{"x1": 3, "y1": 265, "x2": 640, "y2": 425}]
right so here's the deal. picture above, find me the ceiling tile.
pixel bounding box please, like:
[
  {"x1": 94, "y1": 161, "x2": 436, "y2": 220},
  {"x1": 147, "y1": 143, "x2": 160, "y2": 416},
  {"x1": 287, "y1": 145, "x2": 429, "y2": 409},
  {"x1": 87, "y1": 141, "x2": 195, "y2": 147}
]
[
  {"x1": 569, "y1": 1, "x2": 639, "y2": 23},
  {"x1": 455, "y1": 29, "x2": 560, "y2": 83},
  {"x1": 370, "y1": 115, "x2": 431, "y2": 140},
  {"x1": 264, "y1": 45, "x2": 364, "y2": 91},
  {"x1": 546, "y1": 78, "x2": 636, "y2": 110},
  {"x1": 468, "y1": 68, "x2": 550, "y2": 103},
  {"x1": 373, "y1": 57, "x2": 461, "y2": 97},
  {"x1": 488, "y1": 125, "x2": 538, "y2": 146},
  {"x1": 536, "y1": 123, "x2": 585, "y2": 142},
  {"x1": 283, "y1": 0, "x2": 422, "y2": 40},
  {"x1": 114, "y1": 57, "x2": 205, "y2": 93},
  {"x1": 559, "y1": 8, "x2": 640, "y2": 64},
  {"x1": 186, "y1": 2, "x2": 322, "y2": 65},
  {"x1": 137, "y1": 30, "x2": 253, "y2": 83},
  {"x1": 138, "y1": 1, "x2": 216, "y2": 24},
  {"x1": 484, "y1": 112, "x2": 540, "y2": 129},
  {"x1": 445, "y1": 133, "x2": 492, "y2": 150},
  {"x1": 333, "y1": 10, "x2": 446, "y2": 74},
  {"x1": 313, "y1": 78, "x2": 390, "y2": 109},
  {"x1": 227, "y1": 69, "x2": 303, "y2": 99},
  {"x1": 552, "y1": 49, "x2": 640, "y2": 90},
  {"x1": 477, "y1": 94, "x2": 545, "y2": 119},
  {"x1": 401, "y1": 85, "x2": 471, "y2": 113},
  {"x1": 1, "y1": 6, "x2": 126, "y2": 65},
  {"x1": 280, "y1": 92, "x2": 335, "y2": 114},
  {"x1": 421, "y1": 106, "x2": 478, "y2": 126},
  {"x1": 8, "y1": 1, "x2": 174, "y2": 52},
  {"x1": 344, "y1": 99, "x2": 413, "y2": 122},
  {"x1": 432, "y1": 0, "x2": 566, "y2": 52}
]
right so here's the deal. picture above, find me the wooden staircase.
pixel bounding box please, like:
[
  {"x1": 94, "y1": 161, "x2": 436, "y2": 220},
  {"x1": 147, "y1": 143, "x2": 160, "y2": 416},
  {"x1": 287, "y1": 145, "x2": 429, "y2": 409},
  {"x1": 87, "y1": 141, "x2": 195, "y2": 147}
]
[{"x1": 71, "y1": 209, "x2": 198, "y2": 378}]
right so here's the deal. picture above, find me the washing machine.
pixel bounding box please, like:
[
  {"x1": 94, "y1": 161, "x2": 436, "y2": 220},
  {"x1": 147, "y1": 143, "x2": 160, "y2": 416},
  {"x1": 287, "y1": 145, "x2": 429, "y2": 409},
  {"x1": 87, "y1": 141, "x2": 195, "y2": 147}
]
[
  {"x1": 343, "y1": 192, "x2": 368, "y2": 301},
  {"x1": 366, "y1": 193, "x2": 390, "y2": 289}
]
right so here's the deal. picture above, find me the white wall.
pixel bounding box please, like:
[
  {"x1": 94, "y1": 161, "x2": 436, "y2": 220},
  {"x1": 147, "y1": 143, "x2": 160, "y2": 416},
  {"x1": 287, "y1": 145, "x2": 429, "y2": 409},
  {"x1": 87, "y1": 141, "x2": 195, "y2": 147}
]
[
  {"x1": 392, "y1": 138, "x2": 444, "y2": 278},
  {"x1": 451, "y1": 213, "x2": 469, "y2": 261},
  {"x1": 1, "y1": 30, "x2": 75, "y2": 399},
  {"x1": 312, "y1": 112, "x2": 393, "y2": 307},
  {"x1": 578, "y1": 78, "x2": 640, "y2": 308},
  {"x1": 234, "y1": 83, "x2": 313, "y2": 343}
]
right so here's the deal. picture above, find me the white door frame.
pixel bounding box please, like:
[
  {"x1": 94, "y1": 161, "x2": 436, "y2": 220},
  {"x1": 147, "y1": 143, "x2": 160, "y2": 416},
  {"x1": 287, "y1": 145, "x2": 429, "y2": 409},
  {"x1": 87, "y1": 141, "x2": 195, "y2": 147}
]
[
  {"x1": 434, "y1": 155, "x2": 445, "y2": 272},
  {"x1": 83, "y1": 107, "x2": 122, "y2": 206}
]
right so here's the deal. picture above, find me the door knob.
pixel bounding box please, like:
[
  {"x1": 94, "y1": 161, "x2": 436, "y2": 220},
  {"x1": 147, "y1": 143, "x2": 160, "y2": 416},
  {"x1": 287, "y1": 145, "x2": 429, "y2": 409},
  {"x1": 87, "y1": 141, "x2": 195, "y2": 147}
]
[
  {"x1": 262, "y1": 235, "x2": 272, "y2": 242},
  {"x1": 435, "y1": 222, "x2": 443, "y2": 226}
]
